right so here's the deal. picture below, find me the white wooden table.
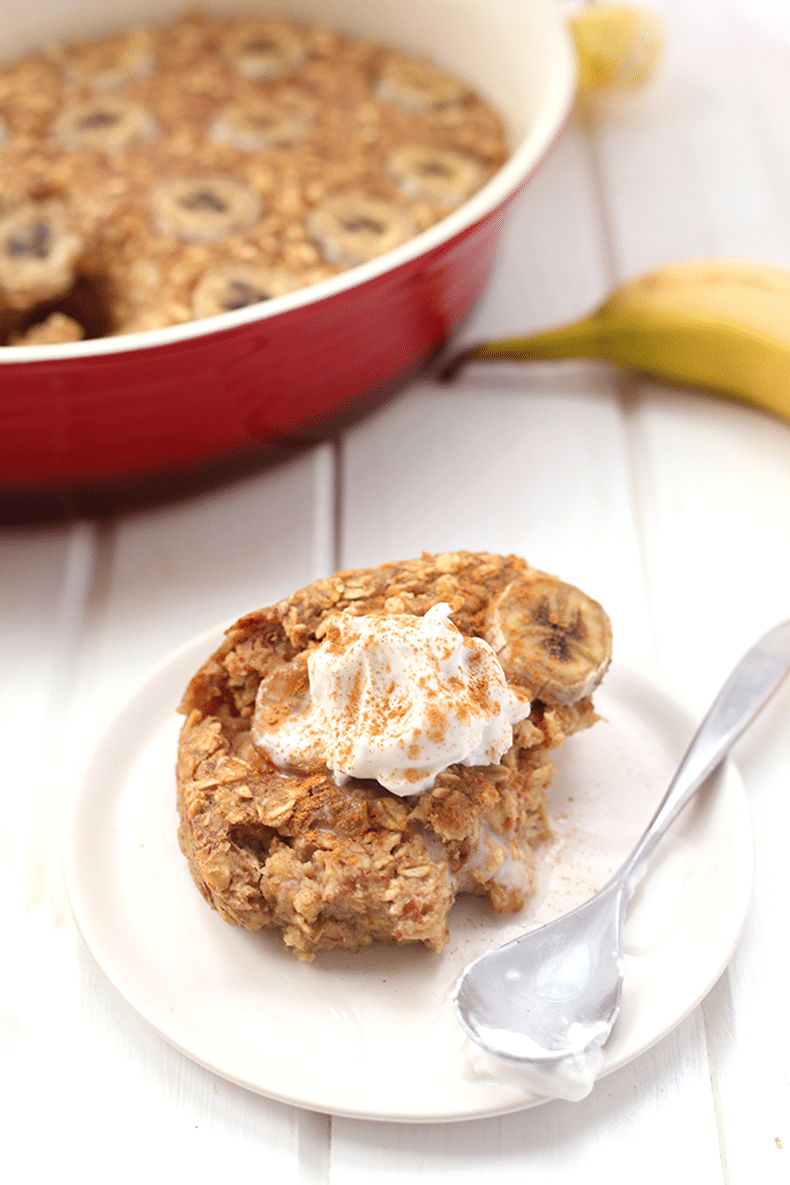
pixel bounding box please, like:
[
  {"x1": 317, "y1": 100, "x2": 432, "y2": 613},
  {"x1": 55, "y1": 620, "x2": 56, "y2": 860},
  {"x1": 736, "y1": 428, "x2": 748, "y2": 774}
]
[{"x1": 2, "y1": 1, "x2": 789, "y2": 1179}]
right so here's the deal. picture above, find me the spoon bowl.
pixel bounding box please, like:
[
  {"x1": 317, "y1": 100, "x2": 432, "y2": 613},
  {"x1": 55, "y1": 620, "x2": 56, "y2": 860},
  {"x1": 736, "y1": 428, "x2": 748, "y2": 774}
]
[
  {"x1": 456, "y1": 882, "x2": 625, "y2": 1065},
  {"x1": 454, "y1": 620, "x2": 790, "y2": 1068}
]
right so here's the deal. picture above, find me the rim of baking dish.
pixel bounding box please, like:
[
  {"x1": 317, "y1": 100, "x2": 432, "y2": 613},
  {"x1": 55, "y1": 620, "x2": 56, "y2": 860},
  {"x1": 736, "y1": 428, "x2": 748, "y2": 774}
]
[{"x1": 0, "y1": 17, "x2": 576, "y2": 365}]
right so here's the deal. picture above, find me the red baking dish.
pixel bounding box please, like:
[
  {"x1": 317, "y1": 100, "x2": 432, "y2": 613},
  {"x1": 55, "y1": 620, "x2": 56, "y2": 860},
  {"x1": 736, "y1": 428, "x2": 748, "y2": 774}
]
[{"x1": 0, "y1": 0, "x2": 576, "y2": 487}]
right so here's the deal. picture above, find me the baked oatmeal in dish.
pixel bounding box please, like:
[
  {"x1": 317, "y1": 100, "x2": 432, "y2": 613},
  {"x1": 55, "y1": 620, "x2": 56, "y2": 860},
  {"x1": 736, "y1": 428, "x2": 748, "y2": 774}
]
[
  {"x1": 0, "y1": 10, "x2": 507, "y2": 344},
  {"x1": 176, "y1": 552, "x2": 612, "y2": 961}
]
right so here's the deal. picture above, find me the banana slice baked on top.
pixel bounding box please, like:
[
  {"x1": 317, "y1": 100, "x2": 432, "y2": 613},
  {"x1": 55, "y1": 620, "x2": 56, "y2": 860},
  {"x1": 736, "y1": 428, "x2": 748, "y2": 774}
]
[
  {"x1": 0, "y1": 11, "x2": 507, "y2": 340},
  {"x1": 176, "y1": 551, "x2": 612, "y2": 961}
]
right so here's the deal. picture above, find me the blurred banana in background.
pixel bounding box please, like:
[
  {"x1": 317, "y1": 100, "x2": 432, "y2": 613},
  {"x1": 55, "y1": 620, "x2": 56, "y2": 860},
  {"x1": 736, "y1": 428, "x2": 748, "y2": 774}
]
[
  {"x1": 568, "y1": 3, "x2": 664, "y2": 95},
  {"x1": 442, "y1": 260, "x2": 790, "y2": 425}
]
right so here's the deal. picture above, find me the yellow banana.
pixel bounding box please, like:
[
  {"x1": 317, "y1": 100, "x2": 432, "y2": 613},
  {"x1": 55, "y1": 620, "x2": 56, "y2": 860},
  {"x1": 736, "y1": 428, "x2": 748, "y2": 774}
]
[
  {"x1": 442, "y1": 260, "x2": 790, "y2": 425},
  {"x1": 569, "y1": 5, "x2": 663, "y2": 95}
]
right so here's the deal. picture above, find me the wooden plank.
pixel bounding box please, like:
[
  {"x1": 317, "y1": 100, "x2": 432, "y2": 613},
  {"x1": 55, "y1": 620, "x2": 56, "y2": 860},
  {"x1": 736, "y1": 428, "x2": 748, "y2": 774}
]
[
  {"x1": 0, "y1": 523, "x2": 86, "y2": 890},
  {"x1": 701, "y1": 679, "x2": 790, "y2": 1182},
  {"x1": 623, "y1": 390, "x2": 790, "y2": 1184},
  {"x1": 623, "y1": 391, "x2": 790, "y2": 700},
  {"x1": 1, "y1": 448, "x2": 334, "y2": 1183},
  {"x1": 588, "y1": 2, "x2": 790, "y2": 1179},
  {"x1": 590, "y1": 0, "x2": 790, "y2": 277}
]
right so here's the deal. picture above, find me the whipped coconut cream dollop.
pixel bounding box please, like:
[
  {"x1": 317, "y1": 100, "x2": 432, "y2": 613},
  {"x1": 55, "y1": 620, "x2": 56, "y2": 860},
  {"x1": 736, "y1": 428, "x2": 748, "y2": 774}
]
[{"x1": 252, "y1": 602, "x2": 531, "y2": 795}]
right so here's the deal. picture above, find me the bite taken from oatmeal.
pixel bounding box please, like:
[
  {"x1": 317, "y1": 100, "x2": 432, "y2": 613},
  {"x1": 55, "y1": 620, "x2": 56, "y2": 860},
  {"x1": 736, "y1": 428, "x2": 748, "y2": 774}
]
[{"x1": 176, "y1": 552, "x2": 612, "y2": 961}]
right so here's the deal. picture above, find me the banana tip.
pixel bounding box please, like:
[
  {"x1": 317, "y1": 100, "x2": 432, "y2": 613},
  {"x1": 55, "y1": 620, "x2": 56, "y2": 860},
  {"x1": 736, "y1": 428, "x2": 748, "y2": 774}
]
[{"x1": 437, "y1": 346, "x2": 480, "y2": 382}]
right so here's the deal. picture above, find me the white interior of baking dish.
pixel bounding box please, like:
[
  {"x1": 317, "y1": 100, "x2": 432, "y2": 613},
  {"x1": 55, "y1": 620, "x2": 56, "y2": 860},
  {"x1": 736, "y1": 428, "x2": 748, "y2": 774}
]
[{"x1": 0, "y1": 0, "x2": 576, "y2": 361}]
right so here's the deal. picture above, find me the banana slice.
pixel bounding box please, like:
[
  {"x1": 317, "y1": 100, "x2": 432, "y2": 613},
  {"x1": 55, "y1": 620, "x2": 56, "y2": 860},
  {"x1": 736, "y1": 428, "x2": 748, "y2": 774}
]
[
  {"x1": 11, "y1": 312, "x2": 84, "y2": 345},
  {"x1": 387, "y1": 145, "x2": 485, "y2": 206},
  {"x1": 61, "y1": 28, "x2": 154, "y2": 89},
  {"x1": 209, "y1": 98, "x2": 312, "y2": 152},
  {"x1": 570, "y1": 6, "x2": 663, "y2": 95},
  {"x1": 220, "y1": 18, "x2": 309, "y2": 80},
  {"x1": 192, "y1": 265, "x2": 302, "y2": 318},
  {"x1": 52, "y1": 96, "x2": 158, "y2": 153},
  {"x1": 0, "y1": 201, "x2": 83, "y2": 310},
  {"x1": 484, "y1": 574, "x2": 612, "y2": 705},
  {"x1": 375, "y1": 55, "x2": 467, "y2": 112},
  {"x1": 307, "y1": 195, "x2": 416, "y2": 265},
  {"x1": 150, "y1": 178, "x2": 263, "y2": 242}
]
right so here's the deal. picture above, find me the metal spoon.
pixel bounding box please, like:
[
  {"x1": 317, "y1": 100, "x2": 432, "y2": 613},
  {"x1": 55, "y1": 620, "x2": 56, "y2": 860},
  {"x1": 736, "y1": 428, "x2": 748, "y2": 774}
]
[{"x1": 454, "y1": 619, "x2": 790, "y2": 1067}]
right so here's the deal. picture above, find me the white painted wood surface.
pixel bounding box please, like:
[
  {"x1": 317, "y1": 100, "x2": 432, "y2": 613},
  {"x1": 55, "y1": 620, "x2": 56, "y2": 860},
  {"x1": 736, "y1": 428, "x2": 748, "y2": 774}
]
[{"x1": 2, "y1": 1, "x2": 789, "y2": 1180}]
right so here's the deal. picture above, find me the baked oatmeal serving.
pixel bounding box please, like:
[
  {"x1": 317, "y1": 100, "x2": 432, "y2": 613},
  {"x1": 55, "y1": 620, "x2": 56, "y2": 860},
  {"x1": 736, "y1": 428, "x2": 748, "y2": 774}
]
[
  {"x1": 176, "y1": 552, "x2": 612, "y2": 961},
  {"x1": 0, "y1": 10, "x2": 507, "y2": 345}
]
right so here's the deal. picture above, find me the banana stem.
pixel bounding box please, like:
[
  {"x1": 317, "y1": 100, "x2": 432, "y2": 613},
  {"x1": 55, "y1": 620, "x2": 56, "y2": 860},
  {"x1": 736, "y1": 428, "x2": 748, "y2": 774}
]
[{"x1": 440, "y1": 316, "x2": 610, "y2": 381}]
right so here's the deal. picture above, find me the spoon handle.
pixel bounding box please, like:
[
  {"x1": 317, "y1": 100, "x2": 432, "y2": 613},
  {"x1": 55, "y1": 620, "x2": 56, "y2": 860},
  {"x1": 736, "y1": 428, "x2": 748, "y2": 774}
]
[{"x1": 621, "y1": 619, "x2": 790, "y2": 894}]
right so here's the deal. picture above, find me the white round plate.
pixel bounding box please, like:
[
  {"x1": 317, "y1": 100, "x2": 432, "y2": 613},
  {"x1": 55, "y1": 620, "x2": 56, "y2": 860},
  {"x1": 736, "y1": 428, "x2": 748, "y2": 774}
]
[{"x1": 62, "y1": 627, "x2": 754, "y2": 1123}]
